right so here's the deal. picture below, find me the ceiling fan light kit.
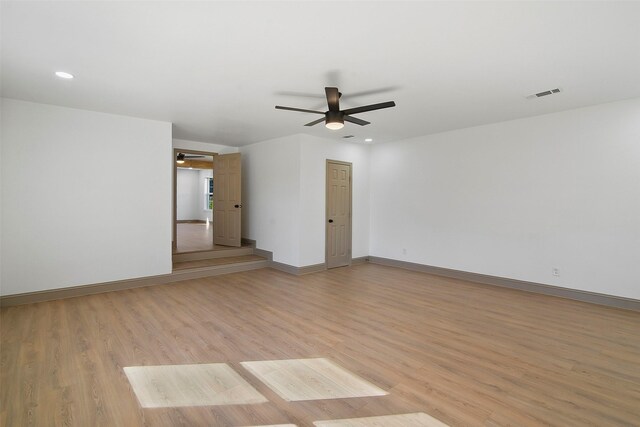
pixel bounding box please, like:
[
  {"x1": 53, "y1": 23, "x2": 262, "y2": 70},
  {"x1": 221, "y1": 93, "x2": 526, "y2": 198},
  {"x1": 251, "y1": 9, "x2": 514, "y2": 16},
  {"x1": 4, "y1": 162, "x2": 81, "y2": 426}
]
[
  {"x1": 325, "y1": 111, "x2": 344, "y2": 130},
  {"x1": 276, "y1": 86, "x2": 395, "y2": 130}
]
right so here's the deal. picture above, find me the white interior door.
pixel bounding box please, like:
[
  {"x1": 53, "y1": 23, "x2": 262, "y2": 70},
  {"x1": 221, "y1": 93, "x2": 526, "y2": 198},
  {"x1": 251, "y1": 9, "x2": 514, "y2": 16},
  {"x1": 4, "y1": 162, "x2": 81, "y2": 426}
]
[
  {"x1": 213, "y1": 153, "x2": 242, "y2": 247},
  {"x1": 326, "y1": 160, "x2": 352, "y2": 268}
]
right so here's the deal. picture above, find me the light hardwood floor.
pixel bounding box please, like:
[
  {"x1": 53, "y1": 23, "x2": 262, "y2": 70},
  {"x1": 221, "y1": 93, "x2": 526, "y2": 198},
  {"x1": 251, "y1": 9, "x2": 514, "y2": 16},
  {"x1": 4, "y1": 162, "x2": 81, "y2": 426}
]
[
  {"x1": 1, "y1": 264, "x2": 639, "y2": 426},
  {"x1": 176, "y1": 222, "x2": 215, "y2": 253}
]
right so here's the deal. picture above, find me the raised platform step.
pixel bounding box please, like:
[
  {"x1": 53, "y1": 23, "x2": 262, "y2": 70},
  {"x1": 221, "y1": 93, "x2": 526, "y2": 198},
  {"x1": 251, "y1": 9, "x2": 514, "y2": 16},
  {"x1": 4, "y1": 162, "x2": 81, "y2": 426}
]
[
  {"x1": 173, "y1": 254, "x2": 266, "y2": 271},
  {"x1": 173, "y1": 245, "x2": 254, "y2": 262},
  {"x1": 170, "y1": 255, "x2": 269, "y2": 282}
]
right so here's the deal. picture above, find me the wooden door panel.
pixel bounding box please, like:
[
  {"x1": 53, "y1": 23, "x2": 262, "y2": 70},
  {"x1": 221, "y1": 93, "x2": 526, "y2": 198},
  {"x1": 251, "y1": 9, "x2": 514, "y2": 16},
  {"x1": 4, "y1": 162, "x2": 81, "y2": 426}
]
[
  {"x1": 213, "y1": 153, "x2": 242, "y2": 247},
  {"x1": 227, "y1": 210, "x2": 240, "y2": 241},
  {"x1": 214, "y1": 213, "x2": 225, "y2": 238},
  {"x1": 326, "y1": 161, "x2": 352, "y2": 268}
]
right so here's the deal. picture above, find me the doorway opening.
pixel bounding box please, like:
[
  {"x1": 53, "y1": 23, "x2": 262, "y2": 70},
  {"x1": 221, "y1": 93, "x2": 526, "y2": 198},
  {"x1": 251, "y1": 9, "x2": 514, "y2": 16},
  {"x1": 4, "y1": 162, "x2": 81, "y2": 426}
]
[{"x1": 173, "y1": 149, "x2": 216, "y2": 253}]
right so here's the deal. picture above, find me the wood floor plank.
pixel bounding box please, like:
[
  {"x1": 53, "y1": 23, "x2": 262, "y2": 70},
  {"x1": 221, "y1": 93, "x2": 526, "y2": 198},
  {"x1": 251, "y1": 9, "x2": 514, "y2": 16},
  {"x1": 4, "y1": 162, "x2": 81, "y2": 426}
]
[{"x1": 2, "y1": 264, "x2": 639, "y2": 426}]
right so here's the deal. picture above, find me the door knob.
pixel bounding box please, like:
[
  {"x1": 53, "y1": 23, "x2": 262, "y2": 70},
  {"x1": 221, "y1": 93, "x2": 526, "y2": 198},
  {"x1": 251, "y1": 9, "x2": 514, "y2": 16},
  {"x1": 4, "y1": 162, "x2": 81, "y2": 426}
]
[
  {"x1": 234, "y1": 204, "x2": 242, "y2": 208},
  {"x1": 328, "y1": 219, "x2": 334, "y2": 223}
]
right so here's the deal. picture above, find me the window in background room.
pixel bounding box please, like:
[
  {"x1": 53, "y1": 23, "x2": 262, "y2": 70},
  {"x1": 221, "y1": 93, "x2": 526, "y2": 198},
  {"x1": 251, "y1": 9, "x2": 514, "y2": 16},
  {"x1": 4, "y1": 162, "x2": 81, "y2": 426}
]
[{"x1": 205, "y1": 177, "x2": 213, "y2": 210}]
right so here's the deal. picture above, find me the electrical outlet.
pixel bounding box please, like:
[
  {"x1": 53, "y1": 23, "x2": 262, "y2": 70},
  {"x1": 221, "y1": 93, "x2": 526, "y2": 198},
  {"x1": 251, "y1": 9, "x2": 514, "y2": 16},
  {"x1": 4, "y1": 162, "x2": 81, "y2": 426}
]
[{"x1": 552, "y1": 268, "x2": 560, "y2": 277}]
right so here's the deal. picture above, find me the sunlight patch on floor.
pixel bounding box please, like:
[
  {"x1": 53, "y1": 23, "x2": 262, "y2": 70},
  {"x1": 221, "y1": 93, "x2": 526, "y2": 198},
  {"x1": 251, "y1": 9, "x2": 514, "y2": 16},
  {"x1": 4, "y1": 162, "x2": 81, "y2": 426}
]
[
  {"x1": 313, "y1": 412, "x2": 449, "y2": 427},
  {"x1": 124, "y1": 363, "x2": 267, "y2": 408},
  {"x1": 241, "y1": 358, "x2": 388, "y2": 402}
]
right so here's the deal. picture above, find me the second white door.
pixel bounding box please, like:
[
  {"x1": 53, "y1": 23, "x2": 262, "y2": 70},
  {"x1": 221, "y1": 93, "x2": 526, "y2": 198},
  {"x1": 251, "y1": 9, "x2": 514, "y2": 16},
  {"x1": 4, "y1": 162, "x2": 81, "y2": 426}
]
[{"x1": 213, "y1": 153, "x2": 242, "y2": 247}]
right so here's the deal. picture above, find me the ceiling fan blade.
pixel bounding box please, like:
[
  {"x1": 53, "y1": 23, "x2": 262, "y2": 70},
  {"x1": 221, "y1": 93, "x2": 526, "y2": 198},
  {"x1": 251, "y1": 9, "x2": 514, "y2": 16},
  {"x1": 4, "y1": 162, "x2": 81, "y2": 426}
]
[
  {"x1": 342, "y1": 101, "x2": 396, "y2": 116},
  {"x1": 275, "y1": 106, "x2": 325, "y2": 114},
  {"x1": 343, "y1": 115, "x2": 370, "y2": 126},
  {"x1": 325, "y1": 87, "x2": 340, "y2": 112},
  {"x1": 342, "y1": 86, "x2": 400, "y2": 99},
  {"x1": 304, "y1": 117, "x2": 326, "y2": 127},
  {"x1": 275, "y1": 91, "x2": 325, "y2": 99}
]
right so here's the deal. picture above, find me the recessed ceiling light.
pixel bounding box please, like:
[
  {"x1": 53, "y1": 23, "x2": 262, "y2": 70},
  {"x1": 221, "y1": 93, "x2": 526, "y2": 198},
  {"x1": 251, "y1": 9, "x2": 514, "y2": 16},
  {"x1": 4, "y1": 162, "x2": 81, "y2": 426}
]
[
  {"x1": 55, "y1": 71, "x2": 74, "y2": 79},
  {"x1": 365, "y1": 138, "x2": 373, "y2": 142}
]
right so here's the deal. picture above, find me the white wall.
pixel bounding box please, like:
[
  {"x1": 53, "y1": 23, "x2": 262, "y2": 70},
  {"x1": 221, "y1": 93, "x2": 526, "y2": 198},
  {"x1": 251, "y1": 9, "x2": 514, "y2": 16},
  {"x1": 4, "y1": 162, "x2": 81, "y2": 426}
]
[
  {"x1": 370, "y1": 98, "x2": 640, "y2": 299},
  {"x1": 1, "y1": 99, "x2": 173, "y2": 295},
  {"x1": 241, "y1": 134, "x2": 301, "y2": 265},
  {"x1": 0, "y1": 101, "x2": 3, "y2": 293},
  {"x1": 3, "y1": 97, "x2": 636, "y2": 300},
  {"x1": 299, "y1": 135, "x2": 370, "y2": 266},
  {"x1": 176, "y1": 169, "x2": 201, "y2": 220},
  {"x1": 176, "y1": 168, "x2": 212, "y2": 221},
  {"x1": 241, "y1": 133, "x2": 370, "y2": 267}
]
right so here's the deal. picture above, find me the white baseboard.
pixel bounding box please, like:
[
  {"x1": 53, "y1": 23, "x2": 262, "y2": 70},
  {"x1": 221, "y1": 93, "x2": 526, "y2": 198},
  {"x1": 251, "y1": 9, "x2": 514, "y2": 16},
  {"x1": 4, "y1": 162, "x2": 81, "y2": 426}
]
[{"x1": 368, "y1": 256, "x2": 640, "y2": 312}]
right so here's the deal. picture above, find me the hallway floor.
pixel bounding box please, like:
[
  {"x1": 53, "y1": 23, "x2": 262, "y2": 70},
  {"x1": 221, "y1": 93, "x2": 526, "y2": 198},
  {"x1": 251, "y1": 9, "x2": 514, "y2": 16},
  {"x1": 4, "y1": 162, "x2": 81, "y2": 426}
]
[{"x1": 176, "y1": 222, "x2": 214, "y2": 252}]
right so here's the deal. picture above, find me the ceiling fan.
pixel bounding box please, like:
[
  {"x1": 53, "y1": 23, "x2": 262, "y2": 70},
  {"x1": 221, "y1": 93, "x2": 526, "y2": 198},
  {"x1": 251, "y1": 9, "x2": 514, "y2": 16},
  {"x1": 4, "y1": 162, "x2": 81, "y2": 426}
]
[
  {"x1": 176, "y1": 153, "x2": 205, "y2": 164},
  {"x1": 275, "y1": 87, "x2": 396, "y2": 130}
]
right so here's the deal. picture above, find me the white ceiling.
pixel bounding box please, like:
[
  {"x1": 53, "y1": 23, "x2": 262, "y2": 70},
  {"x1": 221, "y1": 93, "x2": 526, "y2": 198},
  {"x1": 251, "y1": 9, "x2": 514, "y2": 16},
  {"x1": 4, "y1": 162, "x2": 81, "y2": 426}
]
[{"x1": 2, "y1": 1, "x2": 640, "y2": 147}]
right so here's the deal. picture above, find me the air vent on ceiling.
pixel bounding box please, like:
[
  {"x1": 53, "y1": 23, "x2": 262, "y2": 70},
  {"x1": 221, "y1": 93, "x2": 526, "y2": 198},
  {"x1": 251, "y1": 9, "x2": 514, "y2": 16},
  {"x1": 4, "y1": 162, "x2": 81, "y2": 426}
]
[
  {"x1": 342, "y1": 135, "x2": 355, "y2": 138},
  {"x1": 527, "y1": 88, "x2": 561, "y2": 99}
]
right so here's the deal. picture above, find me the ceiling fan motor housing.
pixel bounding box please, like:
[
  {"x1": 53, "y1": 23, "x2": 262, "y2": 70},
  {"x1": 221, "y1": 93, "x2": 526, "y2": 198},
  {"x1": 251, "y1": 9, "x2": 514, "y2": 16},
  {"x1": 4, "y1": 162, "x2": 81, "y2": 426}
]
[{"x1": 326, "y1": 110, "x2": 344, "y2": 126}]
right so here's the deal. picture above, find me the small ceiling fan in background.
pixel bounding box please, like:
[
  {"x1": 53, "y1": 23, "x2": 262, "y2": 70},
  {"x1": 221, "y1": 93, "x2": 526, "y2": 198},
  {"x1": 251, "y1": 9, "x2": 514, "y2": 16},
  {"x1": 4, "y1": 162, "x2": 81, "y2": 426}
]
[
  {"x1": 176, "y1": 153, "x2": 205, "y2": 164},
  {"x1": 275, "y1": 87, "x2": 396, "y2": 130}
]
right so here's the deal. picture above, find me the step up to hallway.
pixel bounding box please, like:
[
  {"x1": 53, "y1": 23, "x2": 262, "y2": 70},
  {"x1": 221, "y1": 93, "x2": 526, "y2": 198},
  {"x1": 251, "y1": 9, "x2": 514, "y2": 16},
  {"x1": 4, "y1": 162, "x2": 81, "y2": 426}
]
[
  {"x1": 170, "y1": 248, "x2": 269, "y2": 281},
  {"x1": 172, "y1": 245, "x2": 254, "y2": 263},
  {"x1": 173, "y1": 254, "x2": 267, "y2": 271}
]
